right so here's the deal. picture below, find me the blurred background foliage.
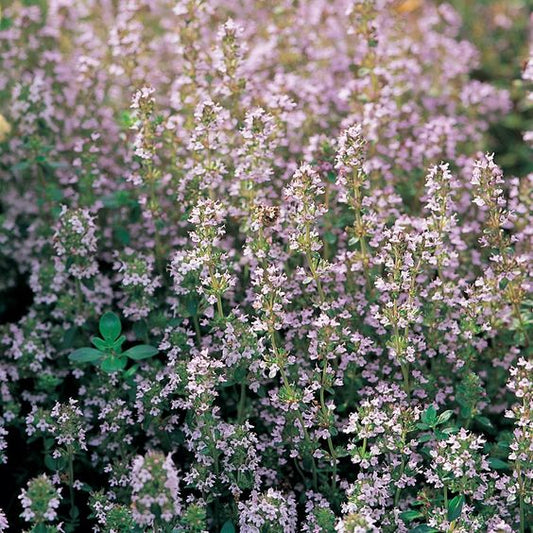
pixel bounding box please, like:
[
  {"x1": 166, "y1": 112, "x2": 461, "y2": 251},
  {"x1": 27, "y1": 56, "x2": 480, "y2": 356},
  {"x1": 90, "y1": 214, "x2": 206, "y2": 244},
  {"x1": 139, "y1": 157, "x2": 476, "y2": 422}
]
[
  {"x1": 0, "y1": 0, "x2": 530, "y2": 178},
  {"x1": 445, "y1": 0, "x2": 533, "y2": 177}
]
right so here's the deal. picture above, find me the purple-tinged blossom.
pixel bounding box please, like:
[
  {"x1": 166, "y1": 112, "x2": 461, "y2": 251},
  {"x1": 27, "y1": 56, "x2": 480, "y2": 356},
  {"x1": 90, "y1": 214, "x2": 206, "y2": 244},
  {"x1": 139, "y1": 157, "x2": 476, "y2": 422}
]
[
  {"x1": 19, "y1": 475, "x2": 62, "y2": 525},
  {"x1": 130, "y1": 451, "x2": 181, "y2": 526}
]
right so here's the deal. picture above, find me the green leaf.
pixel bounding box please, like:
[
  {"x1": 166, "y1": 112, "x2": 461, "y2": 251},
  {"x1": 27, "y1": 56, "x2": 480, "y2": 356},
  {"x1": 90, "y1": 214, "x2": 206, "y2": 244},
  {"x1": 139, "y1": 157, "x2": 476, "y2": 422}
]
[
  {"x1": 69, "y1": 347, "x2": 104, "y2": 363},
  {"x1": 417, "y1": 433, "x2": 433, "y2": 443},
  {"x1": 123, "y1": 344, "x2": 158, "y2": 360},
  {"x1": 119, "y1": 110, "x2": 134, "y2": 128},
  {"x1": 422, "y1": 405, "x2": 437, "y2": 425},
  {"x1": 91, "y1": 337, "x2": 109, "y2": 351},
  {"x1": 82, "y1": 277, "x2": 95, "y2": 290},
  {"x1": 234, "y1": 366, "x2": 247, "y2": 382},
  {"x1": 0, "y1": 17, "x2": 13, "y2": 31},
  {"x1": 335, "y1": 447, "x2": 350, "y2": 458},
  {"x1": 220, "y1": 521, "x2": 236, "y2": 533},
  {"x1": 45, "y1": 453, "x2": 67, "y2": 471},
  {"x1": 434, "y1": 429, "x2": 449, "y2": 441},
  {"x1": 474, "y1": 415, "x2": 495, "y2": 432},
  {"x1": 436, "y1": 410, "x2": 453, "y2": 425},
  {"x1": 33, "y1": 523, "x2": 47, "y2": 533},
  {"x1": 100, "y1": 356, "x2": 128, "y2": 373},
  {"x1": 11, "y1": 160, "x2": 31, "y2": 171},
  {"x1": 99, "y1": 312, "x2": 121, "y2": 341},
  {"x1": 112, "y1": 335, "x2": 127, "y2": 351},
  {"x1": 401, "y1": 510, "x2": 424, "y2": 522},
  {"x1": 410, "y1": 526, "x2": 439, "y2": 533},
  {"x1": 114, "y1": 226, "x2": 131, "y2": 245},
  {"x1": 489, "y1": 458, "x2": 509, "y2": 470},
  {"x1": 497, "y1": 440, "x2": 511, "y2": 451},
  {"x1": 324, "y1": 232, "x2": 337, "y2": 245},
  {"x1": 124, "y1": 364, "x2": 139, "y2": 379},
  {"x1": 441, "y1": 426, "x2": 458, "y2": 435},
  {"x1": 133, "y1": 320, "x2": 148, "y2": 340},
  {"x1": 62, "y1": 326, "x2": 78, "y2": 349},
  {"x1": 447, "y1": 495, "x2": 465, "y2": 522},
  {"x1": 186, "y1": 297, "x2": 199, "y2": 317}
]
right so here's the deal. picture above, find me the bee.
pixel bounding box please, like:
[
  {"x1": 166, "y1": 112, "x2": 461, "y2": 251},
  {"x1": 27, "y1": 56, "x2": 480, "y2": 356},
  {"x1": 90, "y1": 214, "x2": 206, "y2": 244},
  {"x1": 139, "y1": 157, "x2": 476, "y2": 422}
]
[
  {"x1": 394, "y1": 0, "x2": 422, "y2": 15},
  {"x1": 255, "y1": 204, "x2": 280, "y2": 227}
]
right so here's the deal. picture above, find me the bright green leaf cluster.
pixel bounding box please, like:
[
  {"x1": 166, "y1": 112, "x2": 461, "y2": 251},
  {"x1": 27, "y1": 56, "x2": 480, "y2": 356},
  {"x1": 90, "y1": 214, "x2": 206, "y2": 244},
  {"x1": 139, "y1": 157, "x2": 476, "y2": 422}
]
[{"x1": 69, "y1": 312, "x2": 158, "y2": 374}]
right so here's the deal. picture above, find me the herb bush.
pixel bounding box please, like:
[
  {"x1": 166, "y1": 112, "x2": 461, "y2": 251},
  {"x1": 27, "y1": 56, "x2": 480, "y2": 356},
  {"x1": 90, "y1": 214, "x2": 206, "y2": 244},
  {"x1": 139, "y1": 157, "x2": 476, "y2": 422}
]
[{"x1": 0, "y1": 1, "x2": 532, "y2": 532}]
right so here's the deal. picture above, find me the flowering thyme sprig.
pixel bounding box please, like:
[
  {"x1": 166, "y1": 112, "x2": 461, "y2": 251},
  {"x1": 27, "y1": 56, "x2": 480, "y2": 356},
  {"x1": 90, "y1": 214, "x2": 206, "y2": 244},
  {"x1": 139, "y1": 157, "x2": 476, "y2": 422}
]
[
  {"x1": 505, "y1": 358, "x2": 533, "y2": 532},
  {"x1": 284, "y1": 163, "x2": 329, "y2": 300},
  {"x1": 170, "y1": 198, "x2": 235, "y2": 321},
  {"x1": 471, "y1": 154, "x2": 530, "y2": 345},
  {"x1": 19, "y1": 475, "x2": 62, "y2": 528}
]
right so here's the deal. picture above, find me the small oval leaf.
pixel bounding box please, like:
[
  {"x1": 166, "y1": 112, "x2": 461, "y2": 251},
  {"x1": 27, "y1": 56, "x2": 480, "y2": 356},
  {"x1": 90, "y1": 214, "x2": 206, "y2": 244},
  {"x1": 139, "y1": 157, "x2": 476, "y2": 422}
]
[
  {"x1": 422, "y1": 405, "x2": 437, "y2": 425},
  {"x1": 91, "y1": 337, "x2": 109, "y2": 351},
  {"x1": 123, "y1": 344, "x2": 158, "y2": 360},
  {"x1": 69, "y1": 347, "x2": 104, "y2": 363},
  {"x1": 410, "y1": 526, "x2": 439, "y2": 533},
  {"x1": 436, "y1": 410, "x2": 453, "y2": 425},
  {"x1": 221, "y1": 521, "x2": 236, "y2": 533},
  {"x1": 99, "y1": 312, "x2": 122, "y2": 341},
  {"x1": 124, "y1": 364, "x2": 139, "y2": 379},
  {"x1": 112, "y1": 335, "x2": 127, "y2": 351},
  {"x1": 401, "y1": 510, "x2": 424, "y2": 522},
  {"x1": 488, "y1": 458, "x2": 509, "y2": 470},
  {"x1": 100, "y1": 356, "x2": 128, "y2": 373},
  {"x1": 447, "y1": 494, "x2": 465, "y2": 522}
]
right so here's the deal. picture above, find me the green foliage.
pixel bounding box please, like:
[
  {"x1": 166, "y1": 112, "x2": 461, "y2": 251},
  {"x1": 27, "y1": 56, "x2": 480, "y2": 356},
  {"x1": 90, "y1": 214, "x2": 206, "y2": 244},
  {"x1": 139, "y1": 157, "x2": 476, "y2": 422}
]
[
  {"x1": 447, "y1": 494, "x2": 465, "y2": 522},
  {"x1": 220, "y1": 521, "x2": 235, "y2": 533},
  {"x1": 175, "y1": 504, "x2": 207, "y2": 532},
  {"x1": 69, "y1": 312, "x2": 158, "y2": 374}
]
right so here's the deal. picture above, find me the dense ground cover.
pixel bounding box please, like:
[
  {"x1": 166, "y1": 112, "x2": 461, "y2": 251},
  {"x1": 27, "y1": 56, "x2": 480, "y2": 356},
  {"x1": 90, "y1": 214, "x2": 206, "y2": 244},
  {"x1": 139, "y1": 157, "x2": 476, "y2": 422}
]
[{"x1": 0, "y1": 0, "x2": 532, "y2": 531}]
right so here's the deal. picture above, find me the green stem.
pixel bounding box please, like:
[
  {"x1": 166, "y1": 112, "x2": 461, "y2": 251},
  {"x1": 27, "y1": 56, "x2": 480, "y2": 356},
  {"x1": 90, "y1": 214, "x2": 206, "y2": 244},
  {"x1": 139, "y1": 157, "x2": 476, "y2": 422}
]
[
  {"x1": 192, "y1": 313, "x2": 202, "y2": 344},
  {"x1": 216, "y1": 295, "x2": 224, "y2": 319},
  {"x1": 517, "y1": 465, "x2": 525, "y2": 533},
  {"x1": 237, "y1": 381, "x2": 247, "y2": 424},
  {"x1": 207, "y1": 262, "x2": 224, "y2": 320},
  {"x1": 272, "y1": 329, "x2": 318, "y2": 491},
  {"x1": 305, "y1": 250, "x2": 326, "y2": 302},
  {"x1": 400, "y1": 362, "x2": 410, "y2": 397},
  {"x1": 513, "y1": 302, "x2": 530, "y2": 348},
  {"x1": 328, "y1": 435, "x2": 337, "y2": 492},
  {"x1": 519, "y1": 496, "x2": 525, "y2": 533},
  {"x1": 319, "y1": 343, "x2": 337, "y2": 493},
  {"x1": 351, "y1": 169, "x2": 371, "y2": 291},
  {"x1": 75, "y1": 279, "x2": 83, "y2": 316},
  {"x1": 393, "y1": 460, "x2": 405, "y2": 506},
  {"x1": 304, "y1": 246, "x2": 339, "y2": 493},
  {"x1": 147, "y1": 163, "x2": 164, "y2": 272},
  {"x1": 67, "y1": 446, "x2": 75, "y2": 519},
  {"x1": 293, "y1": 457, "x2": 307, "y2": 485},
  {"x1": 323, "y1": 182, "x2": 331, "y2": 261}
]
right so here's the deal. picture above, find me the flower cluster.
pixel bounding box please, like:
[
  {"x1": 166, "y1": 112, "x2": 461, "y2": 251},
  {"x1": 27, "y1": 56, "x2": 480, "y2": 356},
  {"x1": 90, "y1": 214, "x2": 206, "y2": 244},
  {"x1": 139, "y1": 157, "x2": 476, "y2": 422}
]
[
  {"x1": 0, "y1": 509, "x2": 7, "y2": 533},
  {"x1": 53, "y1": 206, "x2": 98, "y2": 279},
  {"x1": 0, "y1": 0, "x2": 531, "y2": 531},
  {"x1": 113, "y1": 248, "x2": 161, "y2": 320},
  {"x1": 428, "y1": 428, "x2": 491, "y2": 498},
  {"x1": 504, "y1": 358, "x2": 533, "y2": 510},
  {"x1": 130, "y1": 451, "x2": 181, "y2": 526},
  {"x1": 238, "y1": 489, "x2": 297, "y2": 533},
  {"x1": 18, "y1": 475, "x2": 62, "y2": 526}
]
